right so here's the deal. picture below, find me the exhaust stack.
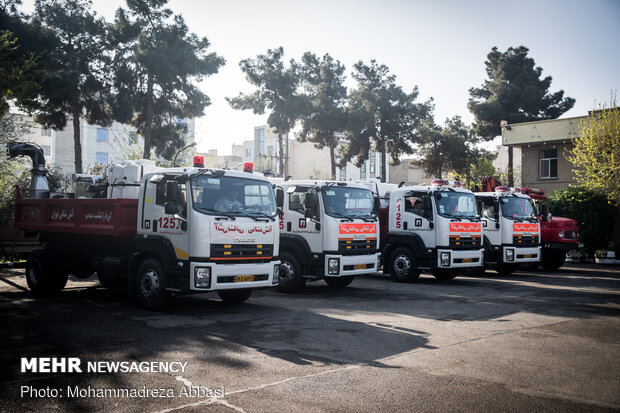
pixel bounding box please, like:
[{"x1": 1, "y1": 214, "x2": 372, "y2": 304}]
[{"x1": 7, "y1": 142, "x2": 53, "y2": 198}]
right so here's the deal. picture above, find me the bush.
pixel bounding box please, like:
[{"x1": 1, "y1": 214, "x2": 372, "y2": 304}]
[{"x1": 547, "y1": 186, "x2": 616, "y2": 256}]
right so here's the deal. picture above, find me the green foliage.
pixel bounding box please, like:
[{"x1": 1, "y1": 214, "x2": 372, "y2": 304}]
[
  {"x1": 227, "y1": 47, "x2": 302, "y2": 177},
  {"x1": 569, "y1": 97, "x2": 620, "y2": 200},
  {"x1": 342, "y1": 60, "x2": 431, "y2": 179},
  {"x1": 0, "y1": 113, "x2": 32, "y2": 225},
  {"x1": 468, "y1": 46, "x2": 575, "y2": 140},
  {"x1": 296, "y1": 52, "x2": 348, "y2": 180},
  {"x1": 547, "y1": 186, "x2": 616, "y2": 256},
  {"x1": 111, "y1": 0, "x2": 224, "y2": 160}
]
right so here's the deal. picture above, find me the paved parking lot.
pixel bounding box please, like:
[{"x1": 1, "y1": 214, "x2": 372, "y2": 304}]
[{"x1": 1, "y1": 264, "x2": 619, "y2": 412}]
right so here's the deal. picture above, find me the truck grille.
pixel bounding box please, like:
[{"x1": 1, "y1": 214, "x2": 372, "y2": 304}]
[
  {"x1": 448, "y1": 235, "x2": 481, "y2": 250},
  {"x1": 338, "y1": 238, "x2": 377, "y2": 255},
  {"x1": 513, "y1": 235, "x2": 539, "y2": 247},
  {"x1": 210, "y1": 244, "x2": 273, "y2": 262}
]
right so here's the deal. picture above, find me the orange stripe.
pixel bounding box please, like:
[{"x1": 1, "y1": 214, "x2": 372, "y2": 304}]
[{"x1": 210, "y1": 256, "x2": 273, "y2": 261}]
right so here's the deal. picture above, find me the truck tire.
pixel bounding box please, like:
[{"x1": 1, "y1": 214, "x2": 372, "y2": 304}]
[
  {"x1": 496, "y1": 263, "x2": 518, "y2": 275},
  {"x1": 136, "y1": 258, "x2": 169, "y2": 310},
  {"x1": 541, "y1": 251, "x2": 566, "y2": 271},
  {"x1": 277, "y1": 252, "x2": 306, "y2": 293},
  {"x1": 389, "y1": 247, "x2": 420, "y2": 282},
  {"x1": 432, "y1": 269, "x2": 458, "y2": 281},
  {"x1": 217, "y1": 289, "x2": 252, "y2": 303},
  {"x1": 25, "y1": 250, "x2": 68, "y2": 295},
  {"x1": 324, "y1": 276, "x2": 354, "y2": 288}
]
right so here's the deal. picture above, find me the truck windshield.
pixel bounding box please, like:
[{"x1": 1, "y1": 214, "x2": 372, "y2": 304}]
[
  {"x1": 321, "y1": 186, "x2": 376, "y2": 219},
  {"x1": 190, "y1": 175, "x2": 277, "y2": 218},
  {"x1": 435, "y1": 191, "x2": 478, "y2": 219},
  {"x1": 500, "y1": 196, "x2": 537, "y2": 220}
]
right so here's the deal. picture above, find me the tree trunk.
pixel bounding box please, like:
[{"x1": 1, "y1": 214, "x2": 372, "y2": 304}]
[
  {"x1": 277, "y1": 130, "x2": 284, "y2": 177},
  {"x1": 72, "y1": 106, "x2": 83, "y2": 174},
  {"x1": 143, "y1": 74, "x2": 154, "y2": 159},
  {"x1": 329, "y1": 145, "x2": 336, "y2": 180},
  {"x1": 507, "y1": 146, "x2": 514, "y2": 187}
]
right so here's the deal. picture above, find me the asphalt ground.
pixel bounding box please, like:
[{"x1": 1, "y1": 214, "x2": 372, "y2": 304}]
[{"x1": 1, "y1": 263, "x2": 619, "y2": 412}]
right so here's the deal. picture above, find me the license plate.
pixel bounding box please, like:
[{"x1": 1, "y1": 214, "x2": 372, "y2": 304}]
[
  {"x1": 235, "y1": 275, "x2": 255, "y2": 283},
  {"x1": 354, "y1": 264, "x2": 366, "y2": 270},
  {"x1": 462, "y1": 258, "x2": 473, "y2": 263}
]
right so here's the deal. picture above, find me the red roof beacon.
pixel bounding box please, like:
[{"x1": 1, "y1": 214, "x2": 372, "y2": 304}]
[{"x1": 193, "y1": 155, "x2": 204, "y2": 168}]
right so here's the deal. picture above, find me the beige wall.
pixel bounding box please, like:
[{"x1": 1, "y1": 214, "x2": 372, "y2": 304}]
[
  {"x1": 288, "y1": 140, "x2": 332, "y2": 180},
  {"x1": 520, "y1": 142, "x2": 577, "y2": 193},
  {"x1": 389, "y1": 161, "x2": 426, "y2": 185},
  {"x1": 502, "y1": 116, "x2": 585, "y2": 146}
]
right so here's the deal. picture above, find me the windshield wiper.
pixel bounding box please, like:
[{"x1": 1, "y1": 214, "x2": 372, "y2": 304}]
[
  {"x1": 229, "y1": 210, "x2": 271, "y2": 222},
  {"x1": 196, "y1": 207, "x2": 236, "y2": 220},
  {"x1": 349, "y1": 214, "x2": 377, "y2": 222},
  {"x1": 327, "y1": 212, "x2": 354, "y2": 222},
  {"x1": 244, "y1": 211, "x2": 276, "y2": 222}
]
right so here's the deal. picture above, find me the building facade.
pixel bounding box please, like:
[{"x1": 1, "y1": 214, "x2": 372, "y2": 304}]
[{"x1": 502, "y1": 116, "x2": 585, "y2": 193}]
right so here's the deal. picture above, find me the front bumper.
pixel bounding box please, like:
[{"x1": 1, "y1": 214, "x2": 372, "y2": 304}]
[
  {"x1": 323, "y1": 253, "x2": 381, "y2": 277},
  {"x1": 503, "y1": 246, "x2": 541, "y2": 263},
  {"x1": 189, "y1": 261, "x2": 280, "y2": 291},
  {"x1": 436, "y1": 248, "x2": 483, "y2": 268}
]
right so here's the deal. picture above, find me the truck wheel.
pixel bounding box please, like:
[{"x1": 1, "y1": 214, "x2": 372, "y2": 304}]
[
  {"x1": 136, "y1": 259, "x2": 169, "y2": 310},
  {"x1": 496, "y1": 263, "x2": 518, "y2": 275},
  {"x1": 26, "y1": 250, "x2": 68, "y2": 295},
  {"x1": 277, "y1": 252, "x2": 306, "y2": 293},
  {"x1": 541, "y1": 251, "x2": 565, "y2": 271},
  {"x1": 324, "y1": 276, "x2": 354, "y2": 288},
  {"x1": 217, "y1": 289, "x2": 252, "y2": 303},
  {"x1": 432, "y1": 269, "x2": 458, "y2": 281},
  {"x1": 389, "y1": 247, "x2": 420, "y2": 282}
]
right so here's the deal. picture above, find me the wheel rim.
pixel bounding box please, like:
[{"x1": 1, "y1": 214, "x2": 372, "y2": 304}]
[
  {"x1": 28, "y1": 260, "x2": 42, "y2": 285},
  {"x1": 280, "y1": 261, "x2": 295, "y2": 284},
  {"x1": 393, "y1": 255, "x2": 411, "y2": 277},
  {"x1": 140, "y1": 269, "x2": 160, "y2": 300}
]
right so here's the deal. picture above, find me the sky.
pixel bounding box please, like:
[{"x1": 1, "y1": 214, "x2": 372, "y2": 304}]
[{"x1": 18, "y1": 0, "x2": 620, "y2": 155}]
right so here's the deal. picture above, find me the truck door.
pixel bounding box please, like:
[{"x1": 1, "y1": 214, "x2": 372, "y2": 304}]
[
  {"x1": 401, "y1": 191, "x2": 435, "y2": 248},
  {"x1": 479, "y1": 196, "x2": 500, "y2": 247},
  {"x1": 142, "y1": 175, "x2": 190, "y2": 262},
  {"x1": 285, "y1": 185, "x2": 321, "y2": 253}
]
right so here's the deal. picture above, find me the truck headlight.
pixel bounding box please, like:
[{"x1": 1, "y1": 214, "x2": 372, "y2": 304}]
[
  {"x1": 272, "y1": 264, "x2": 280, "y2": 285},
  {"x1": 194, "y1": 267, "x2": 211, "y2": 288},
  {"x1": 440, "y1": 252, "x2": 450, "y2": 267},
  {"x1": 328, "y1": 258, "x2": 340, "y2": 275},
  {"x1": 505, "y1": 249, "x2": 515, "y2": 262}
]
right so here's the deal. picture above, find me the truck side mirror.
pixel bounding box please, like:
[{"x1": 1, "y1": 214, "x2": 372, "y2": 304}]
[
  {"x1": 422, "y1": 196, "x2": 433, "y2": 221},
  {"x1": 304, "y1": 192, "x2": 317, "y2": 209},
  {"x1": 373, "y1": 196, "x2": 380, "y2": 215},
  {"x1": 277, "y1": 207, "x2": 283, "y2": 218},
  {"x1": 304, "y1": 209, "x2": 314, "y2": 219},
  {"x1": 165, "y1": 181, "x2": 178, "y2": 203},
  {"x1": 164, "y1": 201, "x2": 177, "y2": 215},
  {"x1": 540, "y1": 203, "x2": 548, "y2": 221},
  {"x1": 493, "y1": 200, "x2": 500, "y2": 221},
  {"x1": 275, "y1": 187, "x2": 284, "y2": 208}
]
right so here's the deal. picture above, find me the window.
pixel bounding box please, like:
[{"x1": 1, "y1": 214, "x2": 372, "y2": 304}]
[
  {"x1": 540, "y1": 149, "x2": 557, "y2": 179},
  {"x1": 96, "y1": 128, "x2": 109, "y2": 142},
  {"x1": 404, "y1": 193, "x2": 424, "y2": 216},
  {"x1": 155, "y1": 177, "x2": 186, "y2": 216},
  {"x1": 339, "y1": 166, "x2": 346, "y2": 181},
  {"x1": 95, "y1": 152, "x2": 108, "y2": 165},
  {"x1": 41, "y1": 145, "x2": 51, "y2": 156},
  {"x1": 41, "y1": 128, "x2": 51, "y2": 136},
  {"x1": 287, "y1": 186, "x2": 310, "y2": 214},
  {"x1": 360, "y1": 163, "x2": 366, "y2": 180},
  {"x1": 245, "y1": 148, "x2": 252, "y2": 158}
]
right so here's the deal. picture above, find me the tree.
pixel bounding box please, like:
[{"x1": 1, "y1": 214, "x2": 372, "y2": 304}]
[
  {"x1": 227, "y1": 47, "x2": 302, "y2": 177},
  {"x1": 0, "y1": 113, "x2": 31, "y2": 226},
  {"x1": 468, "y1": 46, "x2": 575, "y2": 186},
  {"x1": 111, "y1": 0, "x2": 224, "y2": 160},
  {"x1": 568, "y1": 97, "x2": 620, "y2": 200},
  {"x1": 415, "y1": 116, "x2": 469, "y2": 179},
  {"x1": 342, "y1": 60, "x2": 430, "y2": 180},
  {"x1": 296, "y1": 52, "x2": 348, "y2": 180},
  {"x1": 30, "y1": 0, "x2": 110, "y2": 174}
]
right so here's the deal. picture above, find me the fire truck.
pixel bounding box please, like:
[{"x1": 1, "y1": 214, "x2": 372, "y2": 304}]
[
  {"x1": 10, "y1": 143, "x2": 280, "y2": 310},
  {"x1": 474, "y1": 187, "x2": 541, "y2": 274},
  {"x1": 274, "y1": 180, "x2": 381, "y2": 292},
  {"x1": 377, "y1": 180, "x2": 484, "y2": 281},
  {"x1": 517, "y1": 187, "x2": 580, "y2": 270}
]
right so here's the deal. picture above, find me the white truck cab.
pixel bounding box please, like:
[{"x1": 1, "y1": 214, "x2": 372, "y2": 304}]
[
  {"x1": 381, "y1": 180, "x2": 484, "y2": 282},
  {"x1": 274, "y1": 180, "x2": 381, "y2": 291},
  {"x1": 474, "y1": 187, "x2": 541, "y2": 274},
  {"x1": 135, "y1": 165, "x2": 280, "y2": 307}
]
